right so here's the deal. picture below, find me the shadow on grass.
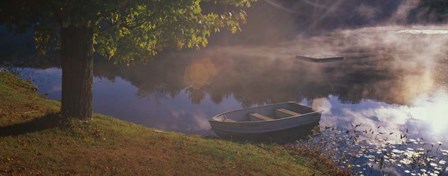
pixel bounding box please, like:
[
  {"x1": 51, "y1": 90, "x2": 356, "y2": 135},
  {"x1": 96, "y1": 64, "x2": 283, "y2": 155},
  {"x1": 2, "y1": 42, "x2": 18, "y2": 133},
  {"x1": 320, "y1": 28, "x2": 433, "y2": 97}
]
[{"x1": 0, "y1": 113, "x2": 64, "y2": 137}]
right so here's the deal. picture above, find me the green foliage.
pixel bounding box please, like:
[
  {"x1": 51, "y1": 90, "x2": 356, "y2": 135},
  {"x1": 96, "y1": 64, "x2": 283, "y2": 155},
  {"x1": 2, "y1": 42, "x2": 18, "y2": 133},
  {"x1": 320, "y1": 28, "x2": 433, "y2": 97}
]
[{"x1": 0, "y1": 0, "x2": 256, "y2": 63}]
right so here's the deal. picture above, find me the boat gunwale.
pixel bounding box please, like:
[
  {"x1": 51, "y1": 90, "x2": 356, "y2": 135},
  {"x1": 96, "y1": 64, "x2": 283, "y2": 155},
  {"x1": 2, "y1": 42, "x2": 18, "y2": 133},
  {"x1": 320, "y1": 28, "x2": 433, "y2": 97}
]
[{"x1": 209, "y1": 102, "x2": 322, "y2": 124}]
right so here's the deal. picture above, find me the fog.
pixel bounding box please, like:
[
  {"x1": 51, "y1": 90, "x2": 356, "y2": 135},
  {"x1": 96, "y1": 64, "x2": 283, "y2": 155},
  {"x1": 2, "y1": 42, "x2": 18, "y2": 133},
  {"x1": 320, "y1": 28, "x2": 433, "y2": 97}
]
[
  {"x1": 212, "y1": 0, "x2": 420, "y2": 43},
  {"x1": 2, "y1": 1, "x2": 448, "y2": 175},
  {"x1": 3, "y1": 0, "x2": 448, "y2": 140},
  {"x1": 201, "y1": 0, "x2": 448, "y2": 144},
  {"x1": 207, "y1": 0, "x2": 448, "y2": 100}
]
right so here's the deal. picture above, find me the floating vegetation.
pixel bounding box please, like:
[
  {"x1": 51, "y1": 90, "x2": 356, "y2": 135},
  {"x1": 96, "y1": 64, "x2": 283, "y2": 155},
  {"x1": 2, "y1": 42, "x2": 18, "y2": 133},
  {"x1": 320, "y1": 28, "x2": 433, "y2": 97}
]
[
  {"x1": 295, "y1": 124, "x2": 448, "y2": 175},
  {"x1": 0, "y1": 66, "x2": 10, "y2": 73}
]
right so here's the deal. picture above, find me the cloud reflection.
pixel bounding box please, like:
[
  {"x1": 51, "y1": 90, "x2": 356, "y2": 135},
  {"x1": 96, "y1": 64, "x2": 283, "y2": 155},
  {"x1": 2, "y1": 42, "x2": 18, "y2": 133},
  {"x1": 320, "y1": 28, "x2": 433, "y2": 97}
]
[
  {"x1": 11, "y1": 24, "x2": 448, "y2": 146},
  {"x1": 316, "y1": 89, "x2": 448, "y2": 144},
  {"x1": 409, "y1": 90, "x2": 448, "y2": 137}
]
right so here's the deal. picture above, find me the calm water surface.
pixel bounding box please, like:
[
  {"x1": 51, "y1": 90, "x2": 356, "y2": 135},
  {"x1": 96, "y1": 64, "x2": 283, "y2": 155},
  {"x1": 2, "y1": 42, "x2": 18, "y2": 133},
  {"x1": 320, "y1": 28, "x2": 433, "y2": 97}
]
[
  {"x1": 8, "y1": 26, "x2": 448, "y2": 174},
  {"x1": 15, "y1": 47, "x2": 448, "y2": 142}
]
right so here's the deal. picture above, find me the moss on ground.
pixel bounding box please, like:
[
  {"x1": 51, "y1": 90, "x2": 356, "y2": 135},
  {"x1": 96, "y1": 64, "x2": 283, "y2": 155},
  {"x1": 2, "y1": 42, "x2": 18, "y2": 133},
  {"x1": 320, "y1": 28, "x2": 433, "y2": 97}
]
[{"x1": 0, "y1": 72, "x2": 341, "y2": 175}]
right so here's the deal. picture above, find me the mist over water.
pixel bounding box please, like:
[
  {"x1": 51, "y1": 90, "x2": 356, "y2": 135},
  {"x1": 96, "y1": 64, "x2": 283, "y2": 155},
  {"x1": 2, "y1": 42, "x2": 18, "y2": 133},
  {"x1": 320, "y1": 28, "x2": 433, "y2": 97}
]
[
  {"x1": 2, "y1": 0, "x2": 448, "y2": 174},
  {"x1": 1, "y1": 0, "x2": 446, "y2": 141},
  {"x1": 13, "y1": 25, "x2": 448, "y2": 138}
]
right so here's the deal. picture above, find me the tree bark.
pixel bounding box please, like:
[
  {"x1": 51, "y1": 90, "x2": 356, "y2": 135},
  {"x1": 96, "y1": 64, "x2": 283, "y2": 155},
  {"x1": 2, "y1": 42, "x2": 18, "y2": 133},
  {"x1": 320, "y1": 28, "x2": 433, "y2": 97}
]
[{"x1": 60, "y1": 26, "x2": 94, "y2": 120}]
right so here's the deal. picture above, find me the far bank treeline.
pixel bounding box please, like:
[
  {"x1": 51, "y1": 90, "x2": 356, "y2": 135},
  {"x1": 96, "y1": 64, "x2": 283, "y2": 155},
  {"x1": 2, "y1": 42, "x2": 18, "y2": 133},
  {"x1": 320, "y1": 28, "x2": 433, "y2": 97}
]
[{"x1": 0, "y1": 0, "x2": 256, "y2": 120}]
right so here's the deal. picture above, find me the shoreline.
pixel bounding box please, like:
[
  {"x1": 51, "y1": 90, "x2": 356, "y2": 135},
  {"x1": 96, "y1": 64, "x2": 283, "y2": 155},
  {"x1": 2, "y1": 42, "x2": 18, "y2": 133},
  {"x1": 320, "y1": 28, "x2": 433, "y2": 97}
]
[{"x1": 0, "y1": 71, "x2": 344, "y2": 175}]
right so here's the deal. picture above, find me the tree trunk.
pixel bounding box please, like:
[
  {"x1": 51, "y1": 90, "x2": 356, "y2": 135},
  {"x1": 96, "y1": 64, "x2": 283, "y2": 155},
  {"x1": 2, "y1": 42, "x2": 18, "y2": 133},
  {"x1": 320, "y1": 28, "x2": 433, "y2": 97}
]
[{"x1": 60, "y1": 26, "x2": 94, "y2": 120}]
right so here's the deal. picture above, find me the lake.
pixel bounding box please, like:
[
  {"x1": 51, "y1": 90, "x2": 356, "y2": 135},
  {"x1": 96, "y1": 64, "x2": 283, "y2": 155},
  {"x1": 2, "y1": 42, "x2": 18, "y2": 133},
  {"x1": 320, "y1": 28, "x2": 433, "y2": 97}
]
[
  {"x1": 4, "y1": 25, "x2": 448, "y2": 175},
  {"x1": 14, "y1": 48, "x2": 448, "y2": 139}
]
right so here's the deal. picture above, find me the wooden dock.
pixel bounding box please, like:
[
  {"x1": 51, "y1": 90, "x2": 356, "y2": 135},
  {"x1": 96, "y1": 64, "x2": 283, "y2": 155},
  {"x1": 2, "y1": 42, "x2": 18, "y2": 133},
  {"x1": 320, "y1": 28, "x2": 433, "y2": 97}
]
[{"x1": 296, "y1": 55, "x2": 345, "y2": 62}]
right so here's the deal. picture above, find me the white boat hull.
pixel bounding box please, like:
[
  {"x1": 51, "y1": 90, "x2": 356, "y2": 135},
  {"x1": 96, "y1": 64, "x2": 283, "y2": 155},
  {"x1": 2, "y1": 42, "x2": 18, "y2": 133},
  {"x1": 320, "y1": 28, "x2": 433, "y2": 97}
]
[{"x1": 209, "y1": 102, "x2": 322, "y2": 136}]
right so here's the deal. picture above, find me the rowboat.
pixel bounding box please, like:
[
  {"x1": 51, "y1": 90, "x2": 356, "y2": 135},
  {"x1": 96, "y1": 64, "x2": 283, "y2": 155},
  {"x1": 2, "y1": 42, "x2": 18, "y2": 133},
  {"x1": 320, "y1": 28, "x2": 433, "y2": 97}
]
[{"x1": 209, "y1": 102, "x2": 322, "y2": 138}]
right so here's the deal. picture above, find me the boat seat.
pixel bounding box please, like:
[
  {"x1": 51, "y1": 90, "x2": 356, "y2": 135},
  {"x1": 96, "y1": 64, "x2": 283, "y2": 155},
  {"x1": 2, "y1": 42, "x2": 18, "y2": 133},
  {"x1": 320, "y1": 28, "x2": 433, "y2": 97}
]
[
  {"x1": 249, "y1": 113, "x2": 273, "y2": 121},
  {"x1": 275, "y1": 108, "x2": 301, "y2": 118}
]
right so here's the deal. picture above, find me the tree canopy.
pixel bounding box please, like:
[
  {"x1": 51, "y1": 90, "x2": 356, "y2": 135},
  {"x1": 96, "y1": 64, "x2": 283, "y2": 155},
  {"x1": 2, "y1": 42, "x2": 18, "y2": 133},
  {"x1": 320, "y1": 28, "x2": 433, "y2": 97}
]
[
  {"x1": 0, "y1": 0, "x2": 255, "y2": 63},
  {"x1": 1, "y1": 0, "x2": 256, "y2": 120}
]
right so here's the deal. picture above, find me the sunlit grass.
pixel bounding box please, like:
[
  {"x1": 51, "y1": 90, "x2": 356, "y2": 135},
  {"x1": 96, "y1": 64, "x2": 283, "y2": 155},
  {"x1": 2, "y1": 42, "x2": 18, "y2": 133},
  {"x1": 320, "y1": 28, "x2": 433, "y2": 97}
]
[{"x1": 0, "y1": 71, "x2": 341, "y2": 175}]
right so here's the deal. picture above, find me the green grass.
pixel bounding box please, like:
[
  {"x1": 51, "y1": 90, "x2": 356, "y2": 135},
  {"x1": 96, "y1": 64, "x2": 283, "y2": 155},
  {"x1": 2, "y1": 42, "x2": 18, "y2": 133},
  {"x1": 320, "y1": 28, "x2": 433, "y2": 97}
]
[{"x1": 0, "y1": 72, "x2": 341, "y2": 175}]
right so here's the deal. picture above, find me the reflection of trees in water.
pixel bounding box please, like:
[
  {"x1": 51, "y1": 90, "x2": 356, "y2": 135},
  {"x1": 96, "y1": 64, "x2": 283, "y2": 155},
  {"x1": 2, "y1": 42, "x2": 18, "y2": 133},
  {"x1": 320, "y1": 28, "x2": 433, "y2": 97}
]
[
  {"x1": 207, "y1": 55, "x2": 409, "y2": 106},
  {"x1": 207, "y1": 56, "x2": 323, "y2": 107},
  {"x1": 90, "y1": 50, "x2": 435, "y2": 106},
  {"x1": 125, "y1": 57, "x2": 187, "y2": 100},
  {"x1": 5, "y1": 44, "x2": 440, "y2": 106}
]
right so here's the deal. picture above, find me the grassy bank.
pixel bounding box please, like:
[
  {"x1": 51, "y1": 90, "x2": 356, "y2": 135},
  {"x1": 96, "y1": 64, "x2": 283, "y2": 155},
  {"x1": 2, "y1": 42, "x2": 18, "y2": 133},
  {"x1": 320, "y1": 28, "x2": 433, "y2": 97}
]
[{"x1": 0, "y1": 72, "x2": 341, "y2": 175}]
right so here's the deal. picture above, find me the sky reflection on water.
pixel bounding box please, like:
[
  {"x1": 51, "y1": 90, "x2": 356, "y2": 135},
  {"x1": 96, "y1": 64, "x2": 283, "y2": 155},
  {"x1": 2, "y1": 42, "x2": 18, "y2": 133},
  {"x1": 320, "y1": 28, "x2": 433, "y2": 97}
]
[
  {"x1": 9, "y1": 25, "x2": 448, "y2": 175},
  {"x1": 16, "y1": 67, "x2": 243, "y2": 134},
  {"x1": 3, "y1": 20, "x2": 448, "y2": 175},
  {"x1": 10, "y1": 26, "x2": 448, "y2": 145},
  {"x1": 14, "y1": 59, "x2": 448, "y2": 145},
  {"x1": 307, "y1": 89, "x2": 448, "y2": 145}
]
